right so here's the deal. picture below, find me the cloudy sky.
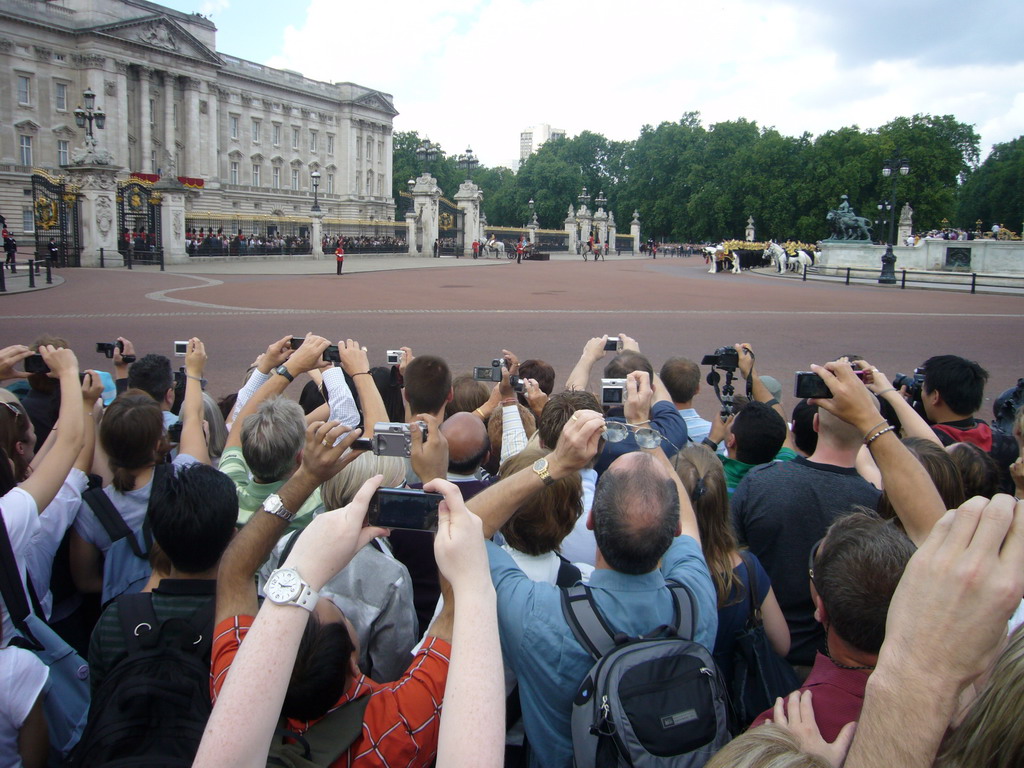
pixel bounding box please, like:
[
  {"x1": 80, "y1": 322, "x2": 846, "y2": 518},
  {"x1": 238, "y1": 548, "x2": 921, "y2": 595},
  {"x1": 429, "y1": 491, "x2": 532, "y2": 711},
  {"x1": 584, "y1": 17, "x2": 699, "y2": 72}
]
[{"x1": 166, "y1": 0, "x2": 1024, "y2": 170}]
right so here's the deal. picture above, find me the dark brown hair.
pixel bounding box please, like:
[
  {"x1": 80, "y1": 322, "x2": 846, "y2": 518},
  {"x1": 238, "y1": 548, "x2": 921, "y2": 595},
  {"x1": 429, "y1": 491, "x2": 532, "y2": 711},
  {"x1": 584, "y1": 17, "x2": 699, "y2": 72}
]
[
  {"x1": 0, "y1": 399, "x2": 32, "y2": 481},
  {"x1": 404, "y1": 355, "x2": 452, "y2": 416},
  {"x1": 878, "y1": 437, "x2": 965, "y2": 523},
  {"x1": 946, "y1": 442, "x2": 1001, "y2": 499},
  {"x1": 498, "y1": 448, "x2": 582, "y2": 556},
  {"x1": 660, "y1": 357, "x2": 701, "y2": 405},
  {"x1": 100, "y1": 390, "x2": 167, "y2": 492},
  {"x1": 538, "y1": 390, "x2": 601, "y2": 450},
  {"x1": 445, "y1": 374, "x2": 488, "y2": 419}
]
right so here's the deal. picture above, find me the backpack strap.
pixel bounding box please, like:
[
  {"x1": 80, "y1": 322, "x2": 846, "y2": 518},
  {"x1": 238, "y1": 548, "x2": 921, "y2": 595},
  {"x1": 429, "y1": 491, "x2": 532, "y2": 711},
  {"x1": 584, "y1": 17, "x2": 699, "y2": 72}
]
[
  {"x1": 0, "y1": 508, "x2": 41, "y2": 649},
  {"x1": 666, "y1": 579, "x2": 697, "y2": 642},
  {"x1": 555, "y1": 555, "x2": 582, "y2": 589},
  {"x1": 268, "y1": 695, "x2": 371, "y2": 766},
  {"x1": 561, "y1": 585, "x2": 623, "y2": 660},
  {"x1": 117, "y1": 591, "x2": 161, "y2": 652},
  {"x1": 278, "y1": 529, "x2": 302, "y2": 567},
  {"x1": 83, "y1": 488, "x2": 149, "y2": 560},
  {"x1": 738, "y1": 551, "x2": 761, "y2": 628}
]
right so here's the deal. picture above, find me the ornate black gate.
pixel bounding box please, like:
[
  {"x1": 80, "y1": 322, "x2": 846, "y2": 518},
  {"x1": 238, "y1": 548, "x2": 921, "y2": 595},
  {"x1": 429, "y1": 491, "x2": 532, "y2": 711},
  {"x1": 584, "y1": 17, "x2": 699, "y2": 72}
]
[
  {"x1": 117, "y1": 179, "x2": 162, "y2": 262},
  {"x1": 31, "y1": 171, "x2": 82, "y2": 267},
  {"x1": 438, "y1": 196, "x2": 464, "y2": 256}
]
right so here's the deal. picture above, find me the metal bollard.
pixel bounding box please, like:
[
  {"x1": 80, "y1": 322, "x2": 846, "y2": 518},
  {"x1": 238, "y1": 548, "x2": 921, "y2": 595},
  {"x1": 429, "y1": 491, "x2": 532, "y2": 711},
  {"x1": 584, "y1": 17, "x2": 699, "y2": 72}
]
[
  {"x1": 845, "y1": 268, "x2": 851, "y2": 285},
  {"x1": 126, "y1": 249, "x2": 133, "y2": 269},
  {"x1": 802, "y1": 265, "x2": 807, "y2": 281},
  {"x1": 901, "y1": 269, "x2": 906, "y2": 289},
  {"x1": 27, "y1": 261, "x2": 36, "y2": 288},
  {"x1": 971, "y1": 273, "x2": 977, "y2": 294},
  {"x1": 100, "y1": 247, "x2": 104, "y2": 268},
  {"x1": 159, "y1": 250, "x2": 165, "y2": 272},
  {"x1": 0, "y1": 265, "x2": 6, "y2": 292},
  {"x1": 45, "y1": 263, "x2": 52, "y2": 284}
]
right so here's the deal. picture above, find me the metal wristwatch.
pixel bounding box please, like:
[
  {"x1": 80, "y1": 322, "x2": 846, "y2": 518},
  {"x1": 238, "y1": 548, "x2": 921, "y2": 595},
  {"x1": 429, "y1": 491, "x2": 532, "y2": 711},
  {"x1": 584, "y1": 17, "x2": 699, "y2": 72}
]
[
  {"x1": 532, "y1": 457, "x2": 556, "y2": 486},
  {"x1": 274, "y1": 364, "x2": 294, "y2": 382},
  {"x1": 262, "y1": 493, "x2": 295, "y2": 522},
  {"x1": 264, "y1": 567, "x2": 318, "y2": 612}
]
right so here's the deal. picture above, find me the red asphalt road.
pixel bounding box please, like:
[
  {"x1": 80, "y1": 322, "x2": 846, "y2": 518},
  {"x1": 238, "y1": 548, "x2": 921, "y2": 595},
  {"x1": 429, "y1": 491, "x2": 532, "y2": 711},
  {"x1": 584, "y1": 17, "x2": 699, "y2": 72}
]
[{"x1": 2, "y1": 258, "x2": 1022, "y2": 419}]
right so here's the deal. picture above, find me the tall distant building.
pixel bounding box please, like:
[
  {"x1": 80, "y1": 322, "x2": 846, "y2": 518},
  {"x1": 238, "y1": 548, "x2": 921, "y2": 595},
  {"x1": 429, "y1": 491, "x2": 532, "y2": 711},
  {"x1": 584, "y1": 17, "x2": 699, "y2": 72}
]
[
  {"x1": 519, "y1": 123, "x2": 566, "y2": 166},
  {"x1": 0, "y1": 0, "x2": 397, "y2": 236}
]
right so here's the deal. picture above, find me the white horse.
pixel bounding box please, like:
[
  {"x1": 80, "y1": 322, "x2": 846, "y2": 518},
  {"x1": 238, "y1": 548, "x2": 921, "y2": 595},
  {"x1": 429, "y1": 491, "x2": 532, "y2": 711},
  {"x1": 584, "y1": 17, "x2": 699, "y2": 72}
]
[
  {"x1": 705, "y1": 244, "x2": 726, "y2": 273},
  {"x1": 791, "y1": 249, "x2": 813, "y2": 273},
  {"x1": 483, "y1": 238, "x2": 506, "y2": 258},
  {"x1": 764, "y1": 242, "x2": 787, "y2": 272}
]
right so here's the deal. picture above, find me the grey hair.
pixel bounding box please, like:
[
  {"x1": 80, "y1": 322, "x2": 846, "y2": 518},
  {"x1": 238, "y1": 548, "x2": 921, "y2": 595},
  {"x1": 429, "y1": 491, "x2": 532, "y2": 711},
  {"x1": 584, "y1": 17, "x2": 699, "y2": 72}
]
[
  {"x1": 241, "y1": 396, "x2": 306, "y2": 482},
  {"x1": 321, "y1": 451, "x2": 406, "y2": 509},
  {"x1": 202, "y1": 392, "x2": 228, "y2": 461}
]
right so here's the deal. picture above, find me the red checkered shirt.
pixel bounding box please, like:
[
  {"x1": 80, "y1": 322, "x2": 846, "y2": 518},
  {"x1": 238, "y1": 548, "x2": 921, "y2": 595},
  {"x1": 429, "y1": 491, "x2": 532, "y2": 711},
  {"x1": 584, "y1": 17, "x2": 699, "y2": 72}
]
[{"x1": 210, "y1": 615, "x2": 451, "y2": 767}]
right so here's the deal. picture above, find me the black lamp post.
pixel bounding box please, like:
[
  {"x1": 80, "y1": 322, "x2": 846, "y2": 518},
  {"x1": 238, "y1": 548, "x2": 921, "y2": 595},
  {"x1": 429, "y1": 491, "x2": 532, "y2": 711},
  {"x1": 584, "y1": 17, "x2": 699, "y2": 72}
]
[
  {"x1": 878, "y1": 154, "x2": 909, "y2": 284},
  {"x1": 578, "y1": 187, "x2": 591, "y2": 211},
  {"x1": 73, "y1": 88, "x2": 106, "y2": 138},
  {"x1": 876, "y1": 200, "x2": 892, "y2": 245},
  {"x1": 416, "y1": 139, "x2": 440, "y2": 173},
  {"x1": 310, "y1": 169, "x2": 321, "y2": 212},
  {"x1": 528, "y1": 197, "x2": 536, "y2": 227},
  {"x1": 457, "y1": 146, "x2": 478, "y2": 181}
]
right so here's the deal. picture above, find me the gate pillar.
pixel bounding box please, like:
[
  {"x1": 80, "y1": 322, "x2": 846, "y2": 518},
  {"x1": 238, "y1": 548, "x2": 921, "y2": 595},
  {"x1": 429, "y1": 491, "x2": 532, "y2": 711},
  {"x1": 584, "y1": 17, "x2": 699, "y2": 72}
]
[
  {"x1": 409, "y1": 174, "x2": 441, "y2": 257},
  {"x1": 154, "y1": 175, "x2": 188, "y2": 264},
  {"x1": 65, "y1": 164, "x2": 121, "y2": 267},
  {"x1": 455, "y1": 180, "x2": 482, "y2": 259}
]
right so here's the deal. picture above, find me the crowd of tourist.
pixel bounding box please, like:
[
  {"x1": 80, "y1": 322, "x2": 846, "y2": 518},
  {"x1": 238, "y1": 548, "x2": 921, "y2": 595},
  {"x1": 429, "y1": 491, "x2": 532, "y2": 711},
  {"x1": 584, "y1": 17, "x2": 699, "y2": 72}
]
[{"x1": 0, "y1": 331, "x2": 1022, "y2": 768}]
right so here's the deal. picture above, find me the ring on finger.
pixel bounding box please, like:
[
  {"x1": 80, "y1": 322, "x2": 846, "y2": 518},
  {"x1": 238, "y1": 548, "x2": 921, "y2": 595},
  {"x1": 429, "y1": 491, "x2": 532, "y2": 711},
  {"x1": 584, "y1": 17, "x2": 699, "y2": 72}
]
[{"x1": 321, "y1": 438, "x2": 330, "y2": 447}]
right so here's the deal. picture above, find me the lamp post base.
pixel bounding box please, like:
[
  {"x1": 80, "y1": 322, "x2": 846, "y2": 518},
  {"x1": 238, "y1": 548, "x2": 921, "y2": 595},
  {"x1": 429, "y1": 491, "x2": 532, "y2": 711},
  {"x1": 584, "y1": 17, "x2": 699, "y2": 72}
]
[{"x1": 878, "y1": 244, "x2": 897, "y2": 284}]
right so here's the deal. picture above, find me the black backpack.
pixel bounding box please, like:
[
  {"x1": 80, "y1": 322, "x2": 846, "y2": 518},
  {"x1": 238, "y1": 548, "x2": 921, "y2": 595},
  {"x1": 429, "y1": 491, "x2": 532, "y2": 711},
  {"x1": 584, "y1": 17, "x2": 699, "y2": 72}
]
[
  {"x1": 562, "y1": 581, "x2": 730, "y2": 768},
  {"x1": 67, "y1": 592, "x2": 214, "y2": 767}
]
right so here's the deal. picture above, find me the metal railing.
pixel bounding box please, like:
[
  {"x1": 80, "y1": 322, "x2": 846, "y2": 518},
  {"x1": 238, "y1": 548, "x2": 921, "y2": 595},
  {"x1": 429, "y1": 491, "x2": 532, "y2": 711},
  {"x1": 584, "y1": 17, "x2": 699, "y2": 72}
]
[{"x1": 799, "y1": 265, "x2": 1024, "y2": 294}]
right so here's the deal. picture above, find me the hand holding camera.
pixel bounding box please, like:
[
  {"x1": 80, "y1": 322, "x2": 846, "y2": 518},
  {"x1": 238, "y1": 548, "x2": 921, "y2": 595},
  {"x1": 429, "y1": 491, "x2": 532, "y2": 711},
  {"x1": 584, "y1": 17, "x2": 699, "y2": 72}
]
[
  {"x1": 0, "y1": 345, "x2": 32, "y2": 379},
  {"x1": 522, "y1": 378, "x2": 548, "y2": 419},
  {"x1": 300, "y1": 419, "x2": 363, "y2": 485},
  {"x1": 808, "y1": 361, "x2": 885, "y2": 434},
  {"x1": 337, "y1": 339, "x2": 370, "y2": 377},
  {"x1": 39, "y1": 345, "x2": 79, "y2": 380},
  {"x1": 734, "y1": 343, "x2": 756, "y2": 380},
  {"x1": 583, "y1": 335, "x2": 613, "y2": 362},
  {"x1": 97, "y1": 339, "x2": 135, "y2": 365},
  {"x1": 623, "y1": 371, "x2": 654, "y2": 425},
  {"x1": 410, "y1": 412, "x2": 448, "y2": 484},
  {"x1": 260, "y1": 335, "x2": 294, "y2": 374},
  {"x1": 289, "y1": 334, "x2": 331, "y2": 374},
  {"x1": 184, "y1": 338, "x2": 207, "y2": 378},
  {"x1": 80, "y1": 369, "x2": 104, "y2": 406},
  {"x1": 549, "y1": 409, "x2": 606, "y2": 478}
]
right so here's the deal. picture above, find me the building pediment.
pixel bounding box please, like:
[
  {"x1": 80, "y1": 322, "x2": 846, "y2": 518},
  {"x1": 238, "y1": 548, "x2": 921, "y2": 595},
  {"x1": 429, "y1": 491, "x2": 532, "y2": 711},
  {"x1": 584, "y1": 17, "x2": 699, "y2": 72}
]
[
  {"x1": 14, "y1": 120, "x2": 40, "y2": 135},
  {"x1": 353, "y1": 91, "x2": 398, "y2": 117},
  {"x1": 52, "y1": 125, "x2": 77, "y2": 139},
  {"x1": 89, "y1": 15, "x2": 223, "y2": 66}
]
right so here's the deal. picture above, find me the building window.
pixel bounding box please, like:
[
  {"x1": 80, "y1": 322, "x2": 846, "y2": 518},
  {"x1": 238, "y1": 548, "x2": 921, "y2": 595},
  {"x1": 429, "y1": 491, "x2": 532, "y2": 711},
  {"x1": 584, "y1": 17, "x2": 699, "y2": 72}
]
[
  {"x1": 19, "y1": 135, "x2": 32, "y2": 166},
  {"x1": 55, "y1": 82, "x2": 67, "y2": 111},
  {"x1": 149, "y1": 98, "x2": 155, "y2": 125},
  {"x1": 254, "y1": 202, "x2": 261, "y2": 210},
  {"x1": 326, "y1": 173, "x2": 334, "y2": 194},
  {"x1": 366, "y1": 137, "x2": 372, "y2": 163},
  {"x1": 252, "y1": 164, "x2": 261, "y2": 186},
  {"x1": 173, "y1": 103, "x2": 178, "y2": 128},
  {"x1": 252, "y1": 119, "x2": 261, "y2": 143},
  {"x1": 230, "y1": 161, "x2": 239, "y2": 184},
  {"x1": 309, "y1": 130, "x2": 317, "y2": 152},
  {"x1": 17, "y1": 75, "x2": 31, "y2": 106},
  {"x1": 272, "y1": 123, "x2": 280, "y2": 146},
  {"x1": 151, "y1": 150, "x2": 157, "y2": 171},
  {"x1": 327, "y1": 134, "x2": 334, "y2": 155},
  {"x1": 291, "y1": 126, "x2": 299, "y2": 150},
  {"x1": 366, "y1": 170, "x2": 373, "y2": 196},
  {"x1": 356, "y1": 137, "x2": 362, "y2": 160},
  {"x1": 272, "y1": 166, "x2": 280, "y2": 188},
  {"x1": 57, "y1": 140, "x2": 68, "y2": 166},
  {"x1": 22, "y1": 209, "x2": 34, "y2": 234},
  {"x1": 378, "y1": 141, "x2": 383, "y2": 163},
  {"x1": 230, "y1": 115, "x2": 240, "y2": 139},
  {"x1": 290, "y1": 168, "x2": 299, "y2": 190}
]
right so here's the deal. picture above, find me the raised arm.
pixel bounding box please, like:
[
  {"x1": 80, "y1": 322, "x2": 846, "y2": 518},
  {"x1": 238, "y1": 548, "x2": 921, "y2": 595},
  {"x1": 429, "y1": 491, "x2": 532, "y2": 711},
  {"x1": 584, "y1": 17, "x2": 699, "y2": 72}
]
[
  {"x1": 215, "y1": 419, "x2": 363, "y2": 624},
  {"x1": 844, "y1": 495, "x2": 1024, "y2": 768},
  {"x1": 811, "y1": 361, "x2": 945, "y2": 546},
  {"x1": 338, "y1": 339, "x2": 387, "y2": 436},
  {"x1": 468, "y1": 409, "x2": 605, "y2": 537},
  {"x1": 855, "y1": 360, "x2": 941, "y2": 445},
  {"x1": 74, "y1": 372, "x2": 104, "y2": 474},
  {"x1": 197, "y1": 469, "x2": 385, "y2": 768},
  {"x1": 427, "y1": 478, "x2": 503, "y2": 768},
  {"x1": 178, "y1": 338, "x2": 210, "y2": 464},
  {"x1": 19, "y1": 346, "x2": 84, "y2": 510},
  {"x1": 565, "y1": 336, "x2": 610, "y2": 392},
  {"x1": 226, "y1": 335, "x2": 294, "y2": 431}
]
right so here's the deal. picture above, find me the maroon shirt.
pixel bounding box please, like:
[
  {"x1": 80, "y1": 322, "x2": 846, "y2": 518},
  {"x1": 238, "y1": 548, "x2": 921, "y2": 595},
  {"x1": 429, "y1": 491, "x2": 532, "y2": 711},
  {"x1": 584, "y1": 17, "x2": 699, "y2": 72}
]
[{"x1": 749, "y1": 652, "x2": 868, "y2": 740}]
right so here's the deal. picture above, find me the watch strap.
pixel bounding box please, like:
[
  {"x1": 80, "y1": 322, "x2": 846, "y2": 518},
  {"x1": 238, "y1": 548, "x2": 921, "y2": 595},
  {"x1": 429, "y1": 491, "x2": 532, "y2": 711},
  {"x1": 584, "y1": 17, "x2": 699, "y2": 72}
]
[{"x1": 275, "y1": 365, "x2": 295, "y2": 383}]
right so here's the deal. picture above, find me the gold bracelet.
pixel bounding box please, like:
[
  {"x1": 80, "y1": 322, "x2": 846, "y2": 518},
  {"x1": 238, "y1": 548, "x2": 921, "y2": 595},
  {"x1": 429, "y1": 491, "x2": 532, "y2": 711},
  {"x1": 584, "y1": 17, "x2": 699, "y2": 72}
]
[
  {"x1": 865, "y1": 425, "x2": 895, "y2": 446},
  {"x1": 862, "y1": 419, "x2": 888, "y2": 442},
  {"x1": 473, "y1": 407, "x2": 485, "y2": 419}
]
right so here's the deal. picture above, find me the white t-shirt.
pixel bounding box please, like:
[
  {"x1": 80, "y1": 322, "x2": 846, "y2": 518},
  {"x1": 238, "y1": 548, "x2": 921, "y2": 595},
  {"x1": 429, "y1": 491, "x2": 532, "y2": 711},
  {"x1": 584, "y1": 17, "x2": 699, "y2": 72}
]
[
  {"x1": 0, "y1": 489, "x2": 40, "y2": 648},
  {"x1": 72, "y1": 455, "x2": 197, "y2": 552},
  {"x1": 0, "y1": 646, "x2": 48, "y2": 768}
]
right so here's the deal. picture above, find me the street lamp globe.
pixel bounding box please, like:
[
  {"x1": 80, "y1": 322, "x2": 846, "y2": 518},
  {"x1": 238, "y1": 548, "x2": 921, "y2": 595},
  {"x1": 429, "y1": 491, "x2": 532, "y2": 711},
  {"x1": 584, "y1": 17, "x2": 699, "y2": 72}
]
[{"x1": 83, "y1": 88, "x2": 96, "y2": 110}]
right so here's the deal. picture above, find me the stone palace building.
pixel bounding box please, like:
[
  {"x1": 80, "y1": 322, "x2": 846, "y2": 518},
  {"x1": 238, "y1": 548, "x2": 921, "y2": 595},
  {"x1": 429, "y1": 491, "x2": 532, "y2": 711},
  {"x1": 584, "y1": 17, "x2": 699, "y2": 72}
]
[{"x1": 0, "y1": 0, "x2": 397, "y2": 238}]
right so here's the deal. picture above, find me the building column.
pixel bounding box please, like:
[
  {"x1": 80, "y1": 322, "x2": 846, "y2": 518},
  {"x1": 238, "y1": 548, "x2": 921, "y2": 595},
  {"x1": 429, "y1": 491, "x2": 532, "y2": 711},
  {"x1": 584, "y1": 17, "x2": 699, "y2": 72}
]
[
  {"x1": 114, "y1": 61, "x2": 129, "y2": 169},
  {"x1": 163, "y1": 72, "x2": 176, "y2": 177},
  {"x1": 138, "y1": 66, "x2": 153, "y2": 173},
  {"x1": 181, "y1": 78, "x2": 201, "y2": 178},
  {"x1": 204, "y1": 81, "x2": 219, "y2": 184}
]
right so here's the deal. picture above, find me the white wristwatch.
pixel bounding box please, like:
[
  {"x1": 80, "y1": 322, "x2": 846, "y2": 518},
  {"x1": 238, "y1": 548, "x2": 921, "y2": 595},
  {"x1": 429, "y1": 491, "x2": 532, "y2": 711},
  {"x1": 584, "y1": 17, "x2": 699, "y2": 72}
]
[
  {"x1": 264, "y1": 567, "x2": 319, "y2": 612},
  {"x1": 262, "y1": 493, "x2": 295, "y2": 522}
]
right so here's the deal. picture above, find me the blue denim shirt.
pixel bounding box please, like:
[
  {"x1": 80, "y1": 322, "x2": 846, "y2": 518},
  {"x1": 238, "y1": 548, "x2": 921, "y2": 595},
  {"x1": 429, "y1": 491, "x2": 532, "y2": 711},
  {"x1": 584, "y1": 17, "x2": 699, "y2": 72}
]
[{"x1": 488, "y1": 534, "x2": 717, "y2": 768}]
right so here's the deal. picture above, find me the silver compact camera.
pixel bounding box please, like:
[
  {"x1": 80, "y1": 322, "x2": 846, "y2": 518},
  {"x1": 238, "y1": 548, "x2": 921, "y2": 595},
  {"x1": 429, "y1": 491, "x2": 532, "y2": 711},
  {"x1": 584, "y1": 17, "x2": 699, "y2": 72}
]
[
  {"x1": 387, "y1": 349, "x2": 404, "y2": 365},
  {"x1": 370, "y1": 421, "x2": 427, "y2": 457},
  {"x1": 601, "y1": 378, "x2": 627, "y2": 407}
]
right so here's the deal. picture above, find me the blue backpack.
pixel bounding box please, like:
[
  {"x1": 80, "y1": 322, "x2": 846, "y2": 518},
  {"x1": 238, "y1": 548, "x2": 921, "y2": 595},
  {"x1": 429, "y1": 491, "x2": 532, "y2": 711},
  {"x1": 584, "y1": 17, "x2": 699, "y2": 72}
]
[{"x1": 82, "y1": 464, "x2": 169, "y2": 606}]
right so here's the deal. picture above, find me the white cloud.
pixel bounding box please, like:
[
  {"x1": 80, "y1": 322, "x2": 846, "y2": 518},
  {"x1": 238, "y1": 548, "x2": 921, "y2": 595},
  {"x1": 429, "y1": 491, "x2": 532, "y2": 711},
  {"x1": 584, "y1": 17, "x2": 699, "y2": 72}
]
[
  {"x1": 199, "y1": 0, "x2": 230, "y2": 17},
  {"x1": 269, "y1": 0, "x2": 1024, "y2": 171}
]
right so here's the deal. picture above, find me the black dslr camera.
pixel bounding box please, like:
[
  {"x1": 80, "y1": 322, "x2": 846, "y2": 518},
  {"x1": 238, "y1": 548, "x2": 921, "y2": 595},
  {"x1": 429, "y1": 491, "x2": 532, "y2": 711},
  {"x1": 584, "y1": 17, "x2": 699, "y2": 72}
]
[
  {"x1": 892, "y1": 368, "x2": 925, "y2": 404},
  {"x1": 701, "y1": 347, "x2": 740, "y2": 371},
  {"x1": 96, "y1": 340, "x2": 135, "y2": 364}
]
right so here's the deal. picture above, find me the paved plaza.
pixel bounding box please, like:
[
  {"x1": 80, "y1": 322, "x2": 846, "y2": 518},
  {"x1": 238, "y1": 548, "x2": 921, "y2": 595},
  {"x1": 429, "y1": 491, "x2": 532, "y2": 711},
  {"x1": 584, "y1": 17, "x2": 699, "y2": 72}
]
[{"x1": 2, "y1": 253, "x2": 1021, "y2": 419}]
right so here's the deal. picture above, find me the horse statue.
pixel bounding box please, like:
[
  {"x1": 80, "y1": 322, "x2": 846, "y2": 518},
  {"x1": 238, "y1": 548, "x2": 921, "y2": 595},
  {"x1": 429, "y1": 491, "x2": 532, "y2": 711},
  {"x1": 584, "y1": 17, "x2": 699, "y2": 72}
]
[
  {"x1": 764, "y1": 242, "x2": 787, "y2": 272},
  {"x1": 482, "y1": 237, "x2": 506, "y2": 258},
  {"x1": 826, "y1": 209, "x2": 873, "y2": 241}
]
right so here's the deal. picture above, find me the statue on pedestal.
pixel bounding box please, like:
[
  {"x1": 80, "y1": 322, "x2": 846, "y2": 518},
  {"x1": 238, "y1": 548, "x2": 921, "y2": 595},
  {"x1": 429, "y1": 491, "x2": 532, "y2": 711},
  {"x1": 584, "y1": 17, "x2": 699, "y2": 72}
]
[{"x1": 825, "y1": 195, "x2": 873, "y2": 241}]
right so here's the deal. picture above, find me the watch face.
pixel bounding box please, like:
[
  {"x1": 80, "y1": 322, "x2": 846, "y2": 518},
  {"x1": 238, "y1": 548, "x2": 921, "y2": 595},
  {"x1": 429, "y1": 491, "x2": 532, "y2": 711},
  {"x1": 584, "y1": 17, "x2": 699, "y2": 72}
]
[
  {"x1": 267, "y1": 569, "x2": 301, "y2": 603},
  {"x1": 533, "y1": 458, "x2": 548, "y2": 474}
]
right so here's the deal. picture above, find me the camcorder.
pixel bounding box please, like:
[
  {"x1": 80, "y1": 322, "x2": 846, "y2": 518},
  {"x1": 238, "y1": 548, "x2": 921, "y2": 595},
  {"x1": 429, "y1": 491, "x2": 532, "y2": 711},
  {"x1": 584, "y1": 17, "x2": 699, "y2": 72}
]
[
  {"x1": 367, "y1": 486, "x2": 442, "y2": 532},
  {"x1": 702, "y1": 346, "x2": 744, "y2": 417},
  {"x1": 351, "y1": 421, "x2": 428, "y2": 458},
  {"x1": 173, "y1": 367, "x2": 206, "y2": 390},
  {"x1": 473, "y1": 358, "x2": 505, "y2": 382},
  {"x1": 601, "y1": 378, "x2": 626, "y2": 407},
  {"x1": 892, "y1": 368, "x2": 925, "y2": 404},
  {"x1": 96, "y1": 341, "x2": 135, "y2": 364}
]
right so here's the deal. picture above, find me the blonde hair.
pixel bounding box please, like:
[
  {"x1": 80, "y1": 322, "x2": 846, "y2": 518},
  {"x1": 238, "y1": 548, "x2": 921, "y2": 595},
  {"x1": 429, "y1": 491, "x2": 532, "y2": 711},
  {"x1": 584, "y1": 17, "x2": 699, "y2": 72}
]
[
  {"x1": 705, "y1": 724, "x2": 832, "y2": 768},
  {"x1": 321, "y1": 451, "x2": 405, "y2": 509},
  {"x1": 935, "y1": 626, "x2": 1024, "y2": 768}
]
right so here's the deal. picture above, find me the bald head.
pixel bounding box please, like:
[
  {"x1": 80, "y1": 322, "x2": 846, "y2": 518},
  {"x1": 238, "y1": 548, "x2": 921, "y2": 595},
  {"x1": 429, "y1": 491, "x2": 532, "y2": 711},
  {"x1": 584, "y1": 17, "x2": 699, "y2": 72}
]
[
  {"x1": 441, "y1": 412, "x2": 490, "y2": 475},
  {"x1": 592, "y1": 452, "x2": 679, "y2": 574}
]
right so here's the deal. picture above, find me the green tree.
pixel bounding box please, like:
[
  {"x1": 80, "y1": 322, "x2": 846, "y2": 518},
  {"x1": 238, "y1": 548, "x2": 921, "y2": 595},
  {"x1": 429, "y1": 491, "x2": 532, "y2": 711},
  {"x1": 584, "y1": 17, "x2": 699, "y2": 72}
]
[{"x1": 957, "y1": 135, "x2": 1024, "y2": 231}]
